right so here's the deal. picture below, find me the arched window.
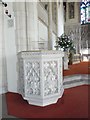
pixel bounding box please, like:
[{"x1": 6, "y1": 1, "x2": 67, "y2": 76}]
[{"x1": 81, "y1": 0, "x2": 90, "y2": 24}]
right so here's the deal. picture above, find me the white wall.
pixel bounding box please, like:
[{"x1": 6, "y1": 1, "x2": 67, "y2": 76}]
[
  {"x1": 38, "y1": 20, "x2": 56, "y2": 50},
  {"x1": 38, "y1": 20, "x2": 48, "y2": 50},
  {"x1": 26, "y1": 2, "x2": 38, "y2": 50},
  {"x1": 4, "y1": 3, "x2": 18, "y2": 93},
  {"x1": 0, "y1": 5, "x2": 7, "y2": 94},
  {"x1": 38, "y1": 3, "x2": 48, "y2": 26},
  {"x1": 52, "y1": 33, "x2": 57, "y2": 50},
  {"x1": 0, "y1": 5, "x2": 3, "y2": 94}
]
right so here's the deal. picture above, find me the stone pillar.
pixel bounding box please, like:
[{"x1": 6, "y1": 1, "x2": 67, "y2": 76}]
[
  {"x1": 56, "y1": 1, "x2": 68, "y2": 69},
  {"x1": 78, "y1": 24, "x2": 81, "y2": 53},
  {"x1": 48, "y1": 2, "x2": 53, "y2": 50},
  {"x1": 0, "y1": 4, "x2": 3, "y2": 94},
  {"x1": 57, "y1": 0, "x2": 64, "y2": 37},
  {"x1": 0, "y1": 4, "x2": 3, "y2": 92},
  {"x1": 14, "y1": 2, "x2": 27, "y2": 52},
  {"x1": 26, "y1": 1, "x2": 38, "y2": 50},
  {"x1": 56, "y1": 1, "x2": 58, "y2": 37}
]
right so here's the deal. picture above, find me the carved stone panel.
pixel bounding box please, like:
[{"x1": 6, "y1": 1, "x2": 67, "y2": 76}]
[
  {"x1": 43, "y1": 61, "x2": 58, "y2": 96},
  {"x1": 18, "y1": 59, "x2": 25, "y2": 97},
  {"x1": 24, "y1": 61, "x2": 41, "y2": 96}
]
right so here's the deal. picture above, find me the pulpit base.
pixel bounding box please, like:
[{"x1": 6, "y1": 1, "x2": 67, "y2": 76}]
[
  {"x1": 23, "y1": 88, "x2": 64, "y2": 106},
  {"x1": 28, "y1": 97, "x2": 58, "y2": 107}
]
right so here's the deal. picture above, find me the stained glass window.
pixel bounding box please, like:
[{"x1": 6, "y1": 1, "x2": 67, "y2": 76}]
[{"x1": 81, "y1": 0, "x2": 90, "y2": 24}]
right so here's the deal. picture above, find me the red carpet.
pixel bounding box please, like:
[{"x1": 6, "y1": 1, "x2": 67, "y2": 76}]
[
  {"x1": 6, "y1": 62, "x2": 89, "y2": 118},
  {"x1": 6, "y1": 85, "x2": 89, "y2": 118},
  {"x1": 63, "y1": 62, "x2": 90, "y2": 76}
]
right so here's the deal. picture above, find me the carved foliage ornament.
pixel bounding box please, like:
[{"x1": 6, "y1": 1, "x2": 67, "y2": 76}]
[
  {"x1": 44, "y1": 61, "x2": 58, "y2": 96},
  {"x1": 25, "y1": 61, "x2": 40, "y2": 96}
]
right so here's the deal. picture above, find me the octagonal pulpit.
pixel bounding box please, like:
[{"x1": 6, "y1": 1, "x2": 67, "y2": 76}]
[{"x1": 18, "y1": 50, "x2": 64, "y2": 106}]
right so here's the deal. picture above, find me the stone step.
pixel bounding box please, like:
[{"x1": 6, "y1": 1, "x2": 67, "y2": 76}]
[{"x1": 63, "y1": 74, "x2": 90, "y2": 89}]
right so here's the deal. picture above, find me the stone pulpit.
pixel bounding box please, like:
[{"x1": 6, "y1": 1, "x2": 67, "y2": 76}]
[{"x1": 18, "y1": 50, "x2": 64, "y2": 106}]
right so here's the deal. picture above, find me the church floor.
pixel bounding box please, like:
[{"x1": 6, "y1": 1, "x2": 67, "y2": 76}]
[
  {"x1": 63, "y1": 61, "x2": 90, "y2": 76},
  {"x1": 1, "y1": 62, "x2": 90, "y2": 119},
  {"x1": 5, "y1": 85, "x2": 89, "y2": 119},
  {"x1": 0, "y1": 94, "x2": 23, "y2": 119}
]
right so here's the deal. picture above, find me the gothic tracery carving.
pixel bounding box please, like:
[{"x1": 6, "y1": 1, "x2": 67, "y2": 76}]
[
  {"x1": 24, "y1": 61, "x2": 41, "y2": 96},
  {"x1": 43, "y1": 61, "x2": 58, "y2": 96}
]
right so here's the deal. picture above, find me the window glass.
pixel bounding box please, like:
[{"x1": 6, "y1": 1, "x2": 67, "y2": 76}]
[{"x1": 81, "y1": 0, "x2": 90, "y2": 24}]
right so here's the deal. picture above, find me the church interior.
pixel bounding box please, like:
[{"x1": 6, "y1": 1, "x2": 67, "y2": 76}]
[{"x1": 0, "y1": 0, "x2": 90, "y2": 119}]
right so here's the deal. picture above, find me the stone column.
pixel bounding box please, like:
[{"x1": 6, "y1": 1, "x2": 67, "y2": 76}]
[
  {"x1": 26, "y1": 1, "x2": 38, "y2": 50},
  {"x1": 48, "y1": 2, "x2": 53, "y2": 50},
  {"x1": 78, "y1": 24, "x2": 81, "y2": 53},
  {"x1": 14, "y1": 2, "x2": 27, "y2": 52},
  {"x1": 0, "y1": 5, "x2": 3, "y2": 93},
  {"x1": 56, "y1": 1, "x2": 68, "y2": 69},
  {"x1": 57, "y1": 0, "x2": 64, "y2": 37},
  {"x1": 56, "y1": 1, "x2": 58, "y2": 37}
]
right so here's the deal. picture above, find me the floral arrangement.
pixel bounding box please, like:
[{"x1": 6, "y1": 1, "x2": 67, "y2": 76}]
[{"x1": 57, "y1": 33, "x2": 75, "y2": 52}]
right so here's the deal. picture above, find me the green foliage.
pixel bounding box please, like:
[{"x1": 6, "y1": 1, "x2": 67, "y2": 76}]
[
  {"x1": 57, "y1": 33, "x2": 76, "y2": 52},
  {"x1": 69, "y1": 44, "x2": 76, "y2": 53}
]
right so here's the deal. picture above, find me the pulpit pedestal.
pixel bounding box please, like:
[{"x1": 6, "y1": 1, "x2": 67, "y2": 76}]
[{"x1": 18, "y1": 50, "x2": 64, "y2": 106}]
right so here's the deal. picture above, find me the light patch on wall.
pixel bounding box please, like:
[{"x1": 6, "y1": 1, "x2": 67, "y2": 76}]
[
  {"x1": 38, "y1": 42, "x2": 45, "y2": 50},
  {"x1": 8, "y1": 19, "x2": 14, "y2": 28}
]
